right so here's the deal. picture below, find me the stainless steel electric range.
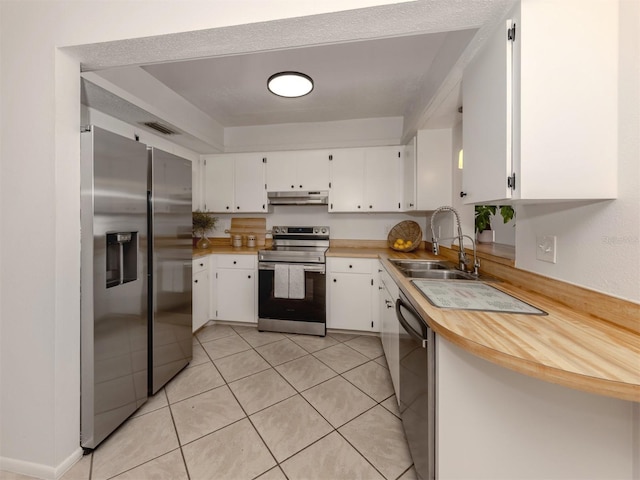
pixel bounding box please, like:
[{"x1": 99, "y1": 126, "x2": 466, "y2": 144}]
[{"x1": 258, "y1": 226, "x2": 329, "y2": 336}]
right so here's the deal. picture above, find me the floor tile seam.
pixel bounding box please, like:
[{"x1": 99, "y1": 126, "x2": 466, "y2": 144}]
[
  {"x1": 309, "y1": 351, "x2": 357, "y2": 375},
  {"x1": 215, "y1": 362, "x2": 273, "y2": 385},
  {"x1": 167, "y1": 382, "x2": 235, "y2": 407},
  {"x1": 333, "y1": 427, "x2": 390, "y2": 480},
  {"x1": 175, "y1": 415, "x2": 249, "y2": 450},
  {"x1": 164, "y1": 394, "x2": 193, "y2": 479},
  {"x1": 256, "y1": 356, "x2": 319, "y2": 397},
  {"x1": 267, "y1": 428, "x2": 337, "y2": 469},
  {"x1": 98, "y1": 446, "x2": 184, "y2": 480},
  {"x1": 204, "y1": 345, "x2": 253, "y2": 362},
  {"x1": 341, "y1": 340, "x2": 384, "y2": 360},
  {"x1": 286, "y1": 368, "x2": 340, "y2": 395},
  {"x1": 242, "y1": 412, "x2": 285, "y2": 476},
  {"x1": 395, "y1": 464, "x2": 416, "y2": 480},
  {"x1": 338, "y1": 365, "x2": 395, "y2": 404}
]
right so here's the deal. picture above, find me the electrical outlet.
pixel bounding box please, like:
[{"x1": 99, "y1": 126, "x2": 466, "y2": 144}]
[{"x1": 536, "y1": 235, "x2": 557, "y2": 263}]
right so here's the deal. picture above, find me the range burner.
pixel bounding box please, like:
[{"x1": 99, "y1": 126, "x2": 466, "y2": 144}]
[{"x1": 259, "y1": 226, "x2": 330, "y2": 264}]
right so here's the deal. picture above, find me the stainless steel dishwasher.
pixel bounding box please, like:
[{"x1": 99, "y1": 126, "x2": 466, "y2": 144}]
[{"x1": 396, "y1": 291, "x2": 435, "y2": 480}]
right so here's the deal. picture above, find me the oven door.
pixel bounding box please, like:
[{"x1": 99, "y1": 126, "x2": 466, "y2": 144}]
[{"x1": 258, "y1": 262, "x2": 326, "y2": 324}]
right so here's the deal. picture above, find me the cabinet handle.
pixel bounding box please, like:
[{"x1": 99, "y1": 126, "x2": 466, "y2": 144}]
[
  {"x1": 226, "y1": 206, "x2": 230, "y2": 210},
  {"x1": 299, "y1": 185, "x2": 303, "y2": 188},
  {"x1": 333, "y1": 278, "x2": 337, "y2": 283},
  {"x1": 410, "y1": 203, "x2": 414, "y2": 207},
  {"x1": 199, "y1": 263, "x2": 204, "y2": 267},
  {"x1": 237, "y1": 206, "x2": 240, "y2": 210},
  {"x1": 349, "y1": 265, "x2": 353, "y2": 268},
  {"x1": 233, "y1": 261, "x2": 237, "y2": 264},
  {"x1": 248, "y1": 275, "x2": 251, "y2": 279},
  {"x1": 369, "y1": 205, "x2": 373, "y2": 209},
  {"x1": 357, "y1": 205, "x2": 361, "y2": 209},
  {"x1": 194, "y1": 279, "x2": 198, "y2": 283},
  {"x1": 460, "y1": 191, "x2": 467, "y2": 198},
  {"x1": 291, "y1": 185, "x2": 295, "y2": 189}
]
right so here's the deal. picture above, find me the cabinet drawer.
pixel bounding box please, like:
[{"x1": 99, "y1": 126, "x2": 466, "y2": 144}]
[
  {"x1": 217, "y1": 254, "x2": 256, "y2": 269},
  {"x1": 329, "y1": 257, "x2": 373, "y2": 274},
  {"x1": 193, "y1": 257, "x2": 208, "y2": 274}
]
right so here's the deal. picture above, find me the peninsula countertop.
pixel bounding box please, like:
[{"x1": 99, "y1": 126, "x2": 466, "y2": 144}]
[{"x1": 195, "y1": 244, "x2": 640, "y2": 402}]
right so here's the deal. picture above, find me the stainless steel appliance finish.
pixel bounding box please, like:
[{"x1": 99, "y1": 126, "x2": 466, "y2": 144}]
[
  {"x1": 80, "y1": 126, "x2": 149, "y2": 450},
  {"x1": 396, "y1": 292, "x2": 435, "y2": 480},
  {"x1": 147, "y1": 147, "x2": 193, "y2": 394},
  {"x1": 80, "y1": 127, "x2": 192, "y2": 451},
  {"x1": 267, "y1": 190, "x2": 329, "y2": 205},
  {"x1": 258, "y1": 226, "x2": 329, "y2": 336}
]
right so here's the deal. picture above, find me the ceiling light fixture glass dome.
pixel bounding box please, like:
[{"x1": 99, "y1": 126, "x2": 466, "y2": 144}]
[{"x1": 267, "y1": 71, "x2": 314, "y2": 98}]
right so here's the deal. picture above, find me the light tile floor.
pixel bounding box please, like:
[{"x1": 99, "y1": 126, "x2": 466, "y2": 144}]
[{"x1": 2, "y1": 324, "x2": 416, "y2": 480}]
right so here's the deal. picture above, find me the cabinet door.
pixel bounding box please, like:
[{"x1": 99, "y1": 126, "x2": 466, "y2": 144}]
[
  {"x1": 402, "y1": 137, "x2": 416, "y2": 211},
  {"x1": 328, "y1": 148, "x2": 366, "y2": 212},
  {"x1": 328, "y1": 273, "x2": 374, "y2": 331},
  {"x1": 416, "y1": 129, "x2": 452, "y2": 211},
  {"x1": 192, "y1": 269, "x2": 209, "y2": 332},
  {"x1": 364, "y1": 147, "x2": 402, "y2": 212},
  {"x1": 379, "y1": 284, "x2": 399, "y2": 398},
  {"x1": 234, "y1": 154, "x2": 267, "y2": 213},
  {"x1": 215, "y1": 268, "x2": 256, "y2": 323},
  {"x1": 297, "y1": 150, "x2": 330, "y2": 191},
  {"x1": 265, "y1": 152, "x2": 297, "y2": 192},
  {"x1": 204, "y1": 155, "x2": 234, "y2": 212},
  {"x1": 462, "y1": 16, "x2": 513, "y2": 204}
]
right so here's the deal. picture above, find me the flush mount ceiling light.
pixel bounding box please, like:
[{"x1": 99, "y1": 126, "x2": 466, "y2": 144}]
[{"x1": 267, "y1": 71, "x2": 314, "y2": 98}]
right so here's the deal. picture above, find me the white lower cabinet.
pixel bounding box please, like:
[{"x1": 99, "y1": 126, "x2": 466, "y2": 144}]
[
  {"x1": 327, "y1": 257, "x2": 379, "y2": 332},
  {"x1": 192, "y1": 257, "x2": 210, "y2": 332},
  {"x1": 378, "y1": 263, "x2": 400, "y2": 398},
  {"x1": 210, "y1": 254, "x2": 257, "y2": 323}
]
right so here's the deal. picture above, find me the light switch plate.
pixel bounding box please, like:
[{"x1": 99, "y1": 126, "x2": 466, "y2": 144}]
[{"x1": 536, "y1": 235, "x2": 557, "y2": 263}]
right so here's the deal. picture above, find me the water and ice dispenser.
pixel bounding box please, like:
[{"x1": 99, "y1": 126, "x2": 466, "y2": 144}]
[{"x1": 106, "y1": 232, "x2": 138, "y2": 288}]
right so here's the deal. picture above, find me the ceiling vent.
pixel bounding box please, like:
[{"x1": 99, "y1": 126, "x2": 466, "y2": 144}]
[{"x1": 141, "y1": 121, "x2": 179, "y2": 135}]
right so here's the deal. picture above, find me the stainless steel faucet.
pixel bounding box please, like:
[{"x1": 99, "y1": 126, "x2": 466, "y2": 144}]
[{"x1": 430, "y1": 206, "x2": 480, "y2": 275}]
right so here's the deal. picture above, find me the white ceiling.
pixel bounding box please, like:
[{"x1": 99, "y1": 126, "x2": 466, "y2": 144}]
[
  {"x1": 138, "y1": 30, "x2": 471, "y2": 128},
  {"x1": 77, "y1": 0, "x2": 515, "y2": 153}
]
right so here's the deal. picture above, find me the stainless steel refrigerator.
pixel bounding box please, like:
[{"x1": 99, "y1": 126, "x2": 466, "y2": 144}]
[{"x1": 80, "y1": 126, "x2": 192, "y2": 450}]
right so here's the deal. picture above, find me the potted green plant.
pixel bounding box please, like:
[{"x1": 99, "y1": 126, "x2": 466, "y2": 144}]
[
  {"x1": 475, "y1": 205, "x2": 515, "y2": 243},
  {"x1": 192, "y1": 210, "x2": 218, "y2": 249}
]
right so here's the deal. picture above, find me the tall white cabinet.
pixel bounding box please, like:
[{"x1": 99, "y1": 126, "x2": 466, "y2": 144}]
[{"x1": 462, "y1": 0, "x2": 618, "y2": 204}]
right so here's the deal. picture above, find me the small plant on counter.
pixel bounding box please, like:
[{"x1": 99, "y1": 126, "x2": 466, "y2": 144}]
[
  {"x1": 192, "y1": 210, "x2": 218, "y2": 249},
  {"x1": 474, "y1": 205, "x2": 515, "y2": 243}
]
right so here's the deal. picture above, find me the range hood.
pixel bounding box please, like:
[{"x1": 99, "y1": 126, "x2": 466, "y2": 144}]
[{"x1": 267, "y1": 191, "x2": 329, "y2": 205}]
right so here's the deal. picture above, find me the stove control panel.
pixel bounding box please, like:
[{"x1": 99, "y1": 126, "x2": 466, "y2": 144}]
[{"x1": 272, "y1": 226, "x2": 330, "y2": 237}]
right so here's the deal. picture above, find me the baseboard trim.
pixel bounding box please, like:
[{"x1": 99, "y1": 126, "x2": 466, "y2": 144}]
[{"x1": 1, "y1": 447, "x2": 83, "y2": 480}]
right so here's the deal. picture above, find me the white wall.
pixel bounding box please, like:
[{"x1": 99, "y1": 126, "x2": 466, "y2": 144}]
[
  {"x1": 514, "y1": 0, "x2": 639, "y2": 303},
  {"x1": 0, "y1": 1, "x2": 414, "y2": 477}
]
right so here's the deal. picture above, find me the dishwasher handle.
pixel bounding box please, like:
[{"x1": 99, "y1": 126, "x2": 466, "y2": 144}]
[{"x1": 396, "y1": 298, "x2": 428, "y2": 349}]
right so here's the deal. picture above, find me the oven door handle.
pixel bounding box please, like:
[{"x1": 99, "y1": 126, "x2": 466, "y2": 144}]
[
  {"x1": 258, "y1": 262, "x2": 325, "y2": 274},
  {"x1": 395, "y1": 298, "x2": 428, "y2": 349}
]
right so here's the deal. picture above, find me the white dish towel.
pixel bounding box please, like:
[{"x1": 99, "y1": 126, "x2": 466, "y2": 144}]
[
  {"x1": 288, "y1": 265, "x2": 306, "y2": 299},
  {"x1": 274, "y1": 264, "x2": 289, "y2": 298}
]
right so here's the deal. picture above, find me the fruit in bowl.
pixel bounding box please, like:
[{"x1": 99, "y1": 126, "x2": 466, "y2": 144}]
[{"x1": 393, "y1": 238, "x2": 413, "y2": 250}]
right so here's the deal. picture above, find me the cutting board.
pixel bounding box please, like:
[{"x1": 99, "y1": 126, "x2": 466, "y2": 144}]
[{"x1": 225, "y1": 217, "x2": 268, "y2": 246}]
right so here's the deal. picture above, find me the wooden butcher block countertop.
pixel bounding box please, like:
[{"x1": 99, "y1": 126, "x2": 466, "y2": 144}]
[
  {"x1": 329, "y1": 244, "x2": 639, "y2": 403},
  {"x1": 198, "y1": 240, "x2": 640, "y2": 402}
]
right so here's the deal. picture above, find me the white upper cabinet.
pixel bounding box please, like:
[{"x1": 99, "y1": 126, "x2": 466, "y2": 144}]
[
  {"x1": 329, "y1": 146, "x2": 402, "y2": 212},
  {"x1": 203, "y1": 153, "x2": 267, "y2": 213},
  {"x1": 462, "y1": 0, "x2": 618, "y2": 204},
  {"x1": 265, "y1": 150, "x2": 330, "y2": 192},
  {"x1": 416, "y1": 129, "x2": 452, "y2": 210},
  {"x1": 402, "y1": 136, "x2": 417, "y2": 211}
]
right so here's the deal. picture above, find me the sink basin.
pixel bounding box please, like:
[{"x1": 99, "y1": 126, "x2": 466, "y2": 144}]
[
  {"x1": 404, "y1": 270, "x2": 477, "y2": 280},
  {"x1": 389, "y1": 258, "x2": 495, "y2": 281},
  {"x1": 389, "y1": 259, "x2": 455, "y2": 271}
]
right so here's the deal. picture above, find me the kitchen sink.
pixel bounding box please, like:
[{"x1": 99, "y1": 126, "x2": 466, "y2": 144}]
[
  {"x1": 389, "y1": 259, "x2": 456, "y2": 271},
  {"x1": 404, "y1": 270, "x2": 477, "y2": 280},
  {"x1": 389, "y1": 258, "x2": 495, "y2": 281}
]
